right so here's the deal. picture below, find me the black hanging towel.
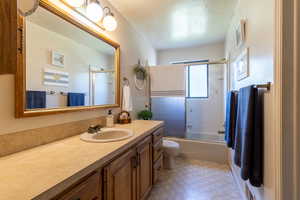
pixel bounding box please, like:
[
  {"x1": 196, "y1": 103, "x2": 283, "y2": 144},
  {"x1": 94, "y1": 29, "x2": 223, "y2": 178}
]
[
  {"x1": 234, "y1": 85, "x2": 263, "y2": 187},
  {"x1": 225, "y1": 91, "x2": 238, "y2": 149},
  {"x1": 250, "y1": 88, "x2": 263, "y2": 187}
]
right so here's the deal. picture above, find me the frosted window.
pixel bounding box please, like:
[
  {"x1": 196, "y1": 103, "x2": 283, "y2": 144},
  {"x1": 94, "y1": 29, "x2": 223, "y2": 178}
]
[{"x1": 187, "y1": 64, "x2": 208, "y2": 98}]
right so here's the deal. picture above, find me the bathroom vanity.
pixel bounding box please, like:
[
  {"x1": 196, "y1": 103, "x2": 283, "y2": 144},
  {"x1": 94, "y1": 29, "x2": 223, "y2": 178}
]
[
  {"x1": 0, "y1": 120, "x2": 164, "y2": 200},
  {"x1": 0, "y1": 1, "x2": 165, "y2": 199}
]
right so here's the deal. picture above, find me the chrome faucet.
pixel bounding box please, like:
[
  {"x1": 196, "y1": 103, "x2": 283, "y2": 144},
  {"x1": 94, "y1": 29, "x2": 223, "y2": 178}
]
[{"x1": 87, "y1": 125, "x2": 103, "y2": 134}]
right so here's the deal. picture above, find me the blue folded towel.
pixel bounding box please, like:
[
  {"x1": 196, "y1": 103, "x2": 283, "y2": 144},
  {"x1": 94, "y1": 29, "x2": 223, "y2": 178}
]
[
  {"x1": 67, "y1": 93, "x2": 85, "y2": 107},
  {"x1": 26, "y1": 91, "x2": 46, "y2": 109},
  {"x1": 225, "y1": 91, "x2": 238, "y2": 149},
  {"x1": 234, "y1": 86, "x2": 263, "y2": 187}
]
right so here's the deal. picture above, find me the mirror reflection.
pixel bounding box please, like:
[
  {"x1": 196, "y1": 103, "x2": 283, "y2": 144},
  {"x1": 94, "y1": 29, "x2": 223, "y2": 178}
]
[{"x1": 25, "y1": 6, "x2": 116, "y2": 110}]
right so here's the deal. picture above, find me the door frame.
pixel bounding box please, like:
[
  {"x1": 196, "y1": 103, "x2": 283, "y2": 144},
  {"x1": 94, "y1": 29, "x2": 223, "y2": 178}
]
[{"x1": 274, "y1": 0, "x2": 300, "y2": 199}]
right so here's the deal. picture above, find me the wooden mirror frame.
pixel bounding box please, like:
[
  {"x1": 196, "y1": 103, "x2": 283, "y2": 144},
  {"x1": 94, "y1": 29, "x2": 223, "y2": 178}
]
[{"x1": 15, "y1": 0, "x2": 121, "y2": 118}]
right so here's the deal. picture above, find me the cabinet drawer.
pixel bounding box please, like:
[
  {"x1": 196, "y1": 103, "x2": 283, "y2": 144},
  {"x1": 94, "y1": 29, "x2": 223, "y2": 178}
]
[
  {"x1": 153, "y1": 155, "x2": 163, "y2": 184},
  {"x1": 152, "y1": 128, "x2": 164, "y2": 144},
  {"x1": 57, "y1": 172, "x2": 101, "y2": 200},
  {"x1": 153, "y1": 139, "x2": 163, "y2": 162}
]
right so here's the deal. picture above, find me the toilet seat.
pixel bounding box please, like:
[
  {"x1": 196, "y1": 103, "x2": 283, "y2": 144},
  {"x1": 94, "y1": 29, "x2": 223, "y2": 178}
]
[
  {"x1": 163, "y1": 140, "x2": 180, "y2": 156},
  {"x1": 162, "y1": 139, "x2": 180, "y2": 169}
]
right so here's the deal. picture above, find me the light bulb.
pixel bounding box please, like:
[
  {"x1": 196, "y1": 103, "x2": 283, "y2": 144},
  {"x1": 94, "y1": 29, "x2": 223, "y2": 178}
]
[
  {"x1": 64, "y1": 0, "x2": 85, "y2": 8},
  {"x1": 17, "y1": 0, "x2": 39, "y2": 16},
  {"x1": 86, "y1": 2, "x2": 103, "y2": 22},
  {"x1": 103, "y1": 15, "x2": 117, "y2": 31}
]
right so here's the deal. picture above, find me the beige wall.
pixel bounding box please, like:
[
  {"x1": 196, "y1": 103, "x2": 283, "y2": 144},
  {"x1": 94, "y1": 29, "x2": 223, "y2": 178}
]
[
  {"x1": 157, "y1": 42, "x2": 225, "y2": 136},
  {"x1": 225, "y1": 0, "x2": 275, "y2": 199},
  {"x1": 0, "y1": 0, "x2": 156, "y2": 135}
]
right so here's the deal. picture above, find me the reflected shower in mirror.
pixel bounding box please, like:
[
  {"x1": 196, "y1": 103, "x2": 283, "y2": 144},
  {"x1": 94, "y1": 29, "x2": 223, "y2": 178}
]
[{"x1": 25, "y1": 6, "x2": 116, "y2": 110}]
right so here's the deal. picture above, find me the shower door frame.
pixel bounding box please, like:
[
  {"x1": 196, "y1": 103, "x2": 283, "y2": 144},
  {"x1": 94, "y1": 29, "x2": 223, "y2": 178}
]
[{"x1": 89, "y1": 68, "x2": 115, "y2": 106}]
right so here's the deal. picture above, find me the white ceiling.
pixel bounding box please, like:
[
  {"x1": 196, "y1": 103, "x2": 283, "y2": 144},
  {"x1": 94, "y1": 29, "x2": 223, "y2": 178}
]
[{"x1": 107, "y1": 0, "x2": 237, "y2": 50}]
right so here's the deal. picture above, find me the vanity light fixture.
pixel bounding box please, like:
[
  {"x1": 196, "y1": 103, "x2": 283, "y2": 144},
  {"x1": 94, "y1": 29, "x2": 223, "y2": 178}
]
[
  {"x1": 17, "y1": 0, "x2": 39, "y2": 16},
  {"x1": 61, "y1": 0, "x2": 117, "y2": 31},
  {"x1": 86, "y1": 0, "x2": 103, "y2": 22},
  {"x1": 103, "y1": 7, "x2": 118, "y2": 32}
]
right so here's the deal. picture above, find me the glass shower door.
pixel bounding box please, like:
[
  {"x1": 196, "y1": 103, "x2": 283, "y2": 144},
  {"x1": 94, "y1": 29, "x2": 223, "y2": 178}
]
[
  {"x1": 151, "y1": 97, "x2": 186, "y2": 138},
  {"x1": 91, "y1": 71, "x2": 115, "y2": 106}
]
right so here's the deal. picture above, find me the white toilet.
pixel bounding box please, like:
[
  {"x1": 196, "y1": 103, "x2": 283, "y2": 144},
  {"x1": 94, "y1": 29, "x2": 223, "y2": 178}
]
[{"x1": 162, "y1": 139, "x2": 180, "y2": 169}]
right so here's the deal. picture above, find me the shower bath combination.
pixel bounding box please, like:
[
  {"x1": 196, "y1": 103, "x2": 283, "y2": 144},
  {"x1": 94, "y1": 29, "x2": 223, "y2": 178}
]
[{"x1": 149, "y1": 60, "x2": 228, "y2": 143}]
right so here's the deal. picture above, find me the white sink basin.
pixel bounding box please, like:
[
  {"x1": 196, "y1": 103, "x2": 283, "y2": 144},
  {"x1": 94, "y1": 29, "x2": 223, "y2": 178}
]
[{"x1": 80, "y1": 128, "x2": 133, "y2": 143}]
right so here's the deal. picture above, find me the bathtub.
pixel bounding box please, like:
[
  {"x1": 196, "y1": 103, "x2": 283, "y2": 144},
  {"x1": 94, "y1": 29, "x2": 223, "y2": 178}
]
[{"x1": 165, "y1": 137, "x2": 228, "y2": 164}]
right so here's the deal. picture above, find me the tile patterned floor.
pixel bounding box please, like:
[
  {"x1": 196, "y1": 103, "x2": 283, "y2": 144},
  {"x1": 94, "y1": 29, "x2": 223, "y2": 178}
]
[{"x1": 148, "y1": 157, "x2": 242, "y2": 200}]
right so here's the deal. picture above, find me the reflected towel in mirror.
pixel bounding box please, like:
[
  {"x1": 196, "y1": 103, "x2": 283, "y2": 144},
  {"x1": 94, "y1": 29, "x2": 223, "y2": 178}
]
[
  {"x1": 26, "y1": 90, "x2": 46, "y2": 109},
  {"x1": 67, "y1": 93, "x2": 85, "y2": 107}
]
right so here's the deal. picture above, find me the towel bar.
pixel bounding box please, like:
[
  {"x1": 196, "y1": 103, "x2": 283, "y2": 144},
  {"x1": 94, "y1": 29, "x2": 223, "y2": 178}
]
[
  {"x1": 46, "y1": 91, "x2": 86, "y2": 96},
  {"x1": 254, "y1": 82, "x2": 271, "y2": 91}
]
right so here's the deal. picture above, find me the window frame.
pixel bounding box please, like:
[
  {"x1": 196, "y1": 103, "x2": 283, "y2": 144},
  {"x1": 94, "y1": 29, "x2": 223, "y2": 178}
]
[{"x1": 186, "y1": 60, "x2": 209, "y2": 99}]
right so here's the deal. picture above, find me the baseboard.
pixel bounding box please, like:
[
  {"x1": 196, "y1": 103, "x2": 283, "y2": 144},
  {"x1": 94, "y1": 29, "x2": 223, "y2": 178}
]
[{"x1": 229, "y1": 163, "x2": 248, "y2": 200}]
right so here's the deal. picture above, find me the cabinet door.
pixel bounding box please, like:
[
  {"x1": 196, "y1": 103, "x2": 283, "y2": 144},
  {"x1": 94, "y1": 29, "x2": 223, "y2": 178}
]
[
  {"x1": 137, "y1": 136, "x2": 153, "y2": 200},
  {"x1": 153, "y1": 138, "x2": 163, "y2": 162},
  {"x1": 104, "y1": 149, "x2": 137, "y2": 200},
  {"x1": 56, "y1": 172, "x2": 101, "y2": 200},
  {"x1": 152, "y1": 128, "x2": 164, "y2": 144},
  {"x1": 153, "y1": 155, "x2": 163, "y2": 184}
]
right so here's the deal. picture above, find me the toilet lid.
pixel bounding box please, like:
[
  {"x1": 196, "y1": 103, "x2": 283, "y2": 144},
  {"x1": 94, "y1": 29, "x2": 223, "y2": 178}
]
[{"x1": 163, "y1": 140, "x2": 180, "y2": 149}]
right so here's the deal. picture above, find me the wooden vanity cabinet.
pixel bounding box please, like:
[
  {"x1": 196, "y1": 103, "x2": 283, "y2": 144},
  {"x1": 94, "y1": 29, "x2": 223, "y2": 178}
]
[
  {"x1": 152, "y1": 128, "x2": 164, "y2": 184},
  {"x1": 153, "y1": 155, "x2": 163, "y2": 184},
  {"x1": 104, "y1": 136, "x2": 153, "y2": 200},
  {"x1": 103, "y1": 149, "x2": 137, "y2": 200},
  {"x1": 54, "y1": 171, "x2": 102, "y2": 200},
  {"x1": 152, "y1": 128, "x2": 163, "y2": 144},
  {"x1": 53, "y1": 126, "x2": 164, "y2": 200},
  {"x1": 153, "y1": 139, "x2": 163, "y2": 162},
  {"x1": 136, "y1": 136, "x2": 153, "y2": 200}
]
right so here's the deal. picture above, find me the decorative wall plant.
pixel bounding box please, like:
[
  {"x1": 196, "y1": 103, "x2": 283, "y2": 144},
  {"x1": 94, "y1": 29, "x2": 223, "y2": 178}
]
[
  {"x1": 133, "y1": 60, "x2": 148, "y2": 90},
  {"x1": 133, "y1": 60, "x2": 148, "y2": 80}
]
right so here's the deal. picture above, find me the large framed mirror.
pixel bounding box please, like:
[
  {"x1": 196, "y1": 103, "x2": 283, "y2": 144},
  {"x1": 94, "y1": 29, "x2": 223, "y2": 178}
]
[{"x1": 16, "y1": 0, "x2": 120, "y2": 118}]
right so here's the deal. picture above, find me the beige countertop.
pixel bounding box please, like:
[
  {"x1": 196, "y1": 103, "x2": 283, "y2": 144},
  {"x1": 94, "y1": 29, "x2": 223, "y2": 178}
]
[{"x1": 0, "y1": 120, "x2": 164, "y2": 200}]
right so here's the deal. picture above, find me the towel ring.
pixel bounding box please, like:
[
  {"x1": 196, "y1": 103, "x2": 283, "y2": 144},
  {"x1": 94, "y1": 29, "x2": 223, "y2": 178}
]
[{"x1": 123, "y1": 77, "x2": 130, "y2": 86}]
